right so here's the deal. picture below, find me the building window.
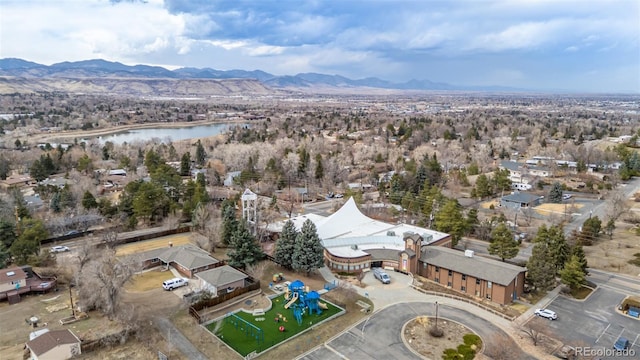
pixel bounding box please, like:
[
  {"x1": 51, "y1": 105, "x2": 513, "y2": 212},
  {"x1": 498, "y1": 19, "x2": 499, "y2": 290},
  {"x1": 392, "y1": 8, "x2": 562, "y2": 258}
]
[
  {"x1": 461, "y1": 286, "x2": 466, "y2": 292},
  {"x1": 475, "y1": 279, "x2": 481, "y2": 285},
  {"x1": 435, "y1": 266, "x2": 440, "y2": 272},
  {"x1": 486, "y1": 294, "x2": 491, "y2": 300},
  {"x1": 435, "y1": 278, "x2": 439, "y2": 283},
  {"x1": 447, "y1": 282, "x2": 452, "y2": 287},
  {"x1": 448, "y1": 270, "x2": 453, "y2": 276},
  {"x1": 487, "y1": 281, "x2": 492, "y2": 289},
  {"x1": 151, "y1": 258, "x2": 159, "y2": 263},
  {"x1": 423, "y1": 263, "x2": 427, "y2": 268},
  {"x1": 461, "y1": 274, "x2": 466, "y2": 281}
]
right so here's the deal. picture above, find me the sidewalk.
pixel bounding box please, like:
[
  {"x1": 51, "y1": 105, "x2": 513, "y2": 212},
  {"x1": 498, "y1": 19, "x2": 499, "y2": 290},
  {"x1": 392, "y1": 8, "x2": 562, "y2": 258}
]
[{"x1": 516, "y1": 284, "x2": 562, "y2": 322}]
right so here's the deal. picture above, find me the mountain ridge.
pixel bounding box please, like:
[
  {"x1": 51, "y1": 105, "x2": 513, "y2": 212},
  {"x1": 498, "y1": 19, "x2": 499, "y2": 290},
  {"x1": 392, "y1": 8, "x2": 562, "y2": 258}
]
[{"x1": 0, "y1": 58, "x2": 522, "y2": 92}]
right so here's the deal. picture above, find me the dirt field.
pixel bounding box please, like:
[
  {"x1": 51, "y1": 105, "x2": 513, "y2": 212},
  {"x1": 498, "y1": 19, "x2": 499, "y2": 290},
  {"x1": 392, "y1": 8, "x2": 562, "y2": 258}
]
[
  {"x1": 535, "y1": 202, "x2": 583, "y2": 216},
  {"x1": 115, "y1": 233, "x2": 193, "y2": 256},
  {"x1": 0, "y1": 289, "x2": 122, "y2": 358},
  {"x1": 404, "y1": 317, "x2": 478, "y2": 359},
  {"x1": 125, "y1": 268, "x2": 176, "y2": 292},
  {"x1": 585, "y1": 220, "x2": 640, "y2": 276}
]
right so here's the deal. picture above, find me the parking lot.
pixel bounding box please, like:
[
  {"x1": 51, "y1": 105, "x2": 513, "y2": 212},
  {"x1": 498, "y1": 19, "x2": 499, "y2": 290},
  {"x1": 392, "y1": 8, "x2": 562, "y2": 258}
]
[{"x1": 528, "y1": 286, "x2": 640, "y2": 358}]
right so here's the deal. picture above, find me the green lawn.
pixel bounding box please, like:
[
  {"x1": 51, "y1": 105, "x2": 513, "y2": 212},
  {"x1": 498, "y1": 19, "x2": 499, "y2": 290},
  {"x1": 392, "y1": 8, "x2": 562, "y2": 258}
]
[{"x1": 207, "y1": 294, "x2": 343, "y2": 356}]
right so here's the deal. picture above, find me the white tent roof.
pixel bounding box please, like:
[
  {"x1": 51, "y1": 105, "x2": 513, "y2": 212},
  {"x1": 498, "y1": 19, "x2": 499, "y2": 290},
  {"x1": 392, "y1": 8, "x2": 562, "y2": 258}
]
[{"x1": 264, "y1": 197, "x2": 450, "y2": 260}]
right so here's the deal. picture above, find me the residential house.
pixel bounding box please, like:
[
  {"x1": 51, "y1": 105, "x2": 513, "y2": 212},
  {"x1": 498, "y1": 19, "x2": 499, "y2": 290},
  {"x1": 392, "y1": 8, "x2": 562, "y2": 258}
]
[
  {"x1": 223, "y1": 171, "x2": 241, "y2": 187},
  {"x1": 499, "y1": 161, "x2": 524, "y2": 183},
  {"x1": 0, "y1": 267, "x2": 27, "y2": 298},
  {"x1": 195, "y1": 265, "x2": 249, "y2": 296},
  {"x1": 24, "y1": 194, "x2": 45, "y2": 210},
  {"x1": 0, "y1": 266, "x2": 57, "y2": 303},
  {"x1": 0, "y1": 174, "x2": 34, "y2": 191},
  {"x1": 500, "y1": 192, "x2": 542, "y2": 209},
  {"x1": 417, "y1": 246, "x2": 526, "y2": 305},
  {"x1": 25, "y1": 329, "x2": 81, "y2": 360},
  {"x1": 139, "y1": 244, "x2": 222, "y2": 278}
]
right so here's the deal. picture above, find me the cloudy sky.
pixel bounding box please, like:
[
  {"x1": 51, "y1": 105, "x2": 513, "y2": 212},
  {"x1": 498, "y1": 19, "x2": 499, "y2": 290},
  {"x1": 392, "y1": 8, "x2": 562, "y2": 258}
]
[{"x1": 1, "y1": 0, "x2": 639, "y2": 92}]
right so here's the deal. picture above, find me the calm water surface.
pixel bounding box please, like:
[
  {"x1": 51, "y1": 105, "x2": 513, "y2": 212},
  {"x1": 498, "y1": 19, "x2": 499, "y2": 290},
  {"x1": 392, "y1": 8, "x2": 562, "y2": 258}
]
[{"x1": 97, "y1": 123, "x2": 239, "y2": 144}]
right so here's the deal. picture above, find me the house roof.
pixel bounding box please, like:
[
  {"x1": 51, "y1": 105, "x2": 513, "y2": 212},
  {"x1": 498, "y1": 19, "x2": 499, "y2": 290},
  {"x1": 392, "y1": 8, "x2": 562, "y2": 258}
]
[
  {"x1": 420, "y1": 247, "x2": 526, "y2": 286},
  {"x1": 365, "y1": 248, "x2": 403, "y2": 260},
  {"x1": 0, "y1": 267, "x2": 27, "y2": 283},
  {"x1": 501, "y1": 192, "x2": 541, "y2": 204},
  {"x1": 139, "y1": 245, "x2": 219, "y2": 270},
  {"x1": 196, "y1": 265, "x2": 247, "y2": 287},
  {"x1": 26, "y1": 329, "x2": 80, "y2": 356},
  {"x1": 499, "y1": 160, "x2": 521, "y2": 172}
]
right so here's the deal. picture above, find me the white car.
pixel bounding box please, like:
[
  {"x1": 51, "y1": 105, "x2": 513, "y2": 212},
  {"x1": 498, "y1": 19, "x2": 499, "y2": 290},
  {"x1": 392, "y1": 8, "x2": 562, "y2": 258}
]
[
  {"x1": 534, "y1": 308, "x2": 558, "y2": 320},
  {"x1": 562, "y1": 194, "x2": 572, "y2": 200},
  {"x1": 50, "y1": 246, "x2": 70, "y2": 253},
  {"x1": 162, "y1": 278, "x2": 188, "y2": 291}
]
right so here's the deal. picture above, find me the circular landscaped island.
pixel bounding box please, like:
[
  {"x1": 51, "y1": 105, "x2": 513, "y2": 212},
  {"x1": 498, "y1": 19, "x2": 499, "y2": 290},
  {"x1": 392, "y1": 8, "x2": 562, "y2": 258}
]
[{"x1": 403, "y1": 316, "x2": 482, "y2": 359}]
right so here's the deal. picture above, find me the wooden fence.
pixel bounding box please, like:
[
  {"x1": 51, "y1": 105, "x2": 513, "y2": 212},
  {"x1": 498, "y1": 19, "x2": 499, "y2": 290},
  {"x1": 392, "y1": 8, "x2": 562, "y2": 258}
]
[
  {"x1": 189, "y1": 280, "x2": 261, "y2": 323},
  {"x1": 411, "y1": 286, "x2": 517, "y2": 321}
]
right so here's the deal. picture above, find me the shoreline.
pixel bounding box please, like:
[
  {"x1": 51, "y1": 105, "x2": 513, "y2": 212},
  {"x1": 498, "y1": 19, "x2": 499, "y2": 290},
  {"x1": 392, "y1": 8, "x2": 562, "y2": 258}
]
[{"x1": 27, "y1": 118, "x2": 246, "y2": 143}]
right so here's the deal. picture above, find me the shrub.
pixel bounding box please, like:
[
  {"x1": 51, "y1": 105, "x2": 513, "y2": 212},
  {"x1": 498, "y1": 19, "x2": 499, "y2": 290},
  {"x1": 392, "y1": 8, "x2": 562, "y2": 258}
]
[
  {"x1": 429, "y1": 326, "x2": 444, "y2": 337},
  {"x1": 463, "y1": 333, "x2": 482, "y2": 347}
]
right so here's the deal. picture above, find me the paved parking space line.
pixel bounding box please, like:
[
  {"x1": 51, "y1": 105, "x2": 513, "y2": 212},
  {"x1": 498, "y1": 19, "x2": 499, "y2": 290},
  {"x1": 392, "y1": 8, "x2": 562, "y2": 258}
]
[
  {"x1": 595, "y1": 323, "x2": 610, "y2": 343},
  {"x1": 324, "y1": 344, "x2": 349, "y2": 360}
]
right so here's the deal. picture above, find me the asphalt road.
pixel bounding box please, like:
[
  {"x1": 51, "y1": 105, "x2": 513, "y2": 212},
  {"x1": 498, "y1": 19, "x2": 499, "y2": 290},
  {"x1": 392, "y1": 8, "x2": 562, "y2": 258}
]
[{"x1": 300, "y1": 302, "x2": 536, "y2": 360}]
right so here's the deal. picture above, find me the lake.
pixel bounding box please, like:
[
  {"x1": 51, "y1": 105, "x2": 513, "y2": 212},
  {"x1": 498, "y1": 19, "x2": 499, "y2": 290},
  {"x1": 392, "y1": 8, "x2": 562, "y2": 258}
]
[{"x1": 97, "y1": 123, "x2": 240, "y2": 145}]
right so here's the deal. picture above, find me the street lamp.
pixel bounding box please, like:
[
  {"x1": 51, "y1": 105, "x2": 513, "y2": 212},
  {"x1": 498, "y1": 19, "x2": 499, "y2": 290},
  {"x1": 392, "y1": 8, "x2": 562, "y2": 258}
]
[{"x1": 434, "y1": 301, "x2": 439, "y2": 330}]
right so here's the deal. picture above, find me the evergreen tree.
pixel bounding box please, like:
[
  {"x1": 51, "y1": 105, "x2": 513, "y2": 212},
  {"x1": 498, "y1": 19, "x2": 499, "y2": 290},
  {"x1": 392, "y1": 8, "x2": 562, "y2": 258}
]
[
  {"x1": 559, "y1": 255, "x2": 586, "y2": 290},
  {"x1": 221, "y1": 203, "x2": 238, "y2": 246},
  {"x1": 579, "y1": 216, "x2": 602, "y2": 245},
  {"x1": 314, "y1": 153, "x2": 324, "y2": 180},
  {"x1": 10, "y1": 219, "x2": 48, "y2": 264},
  {"x1": 0, "y1": 241, "x2": 9, "y2": 268},
  {"x1": 434, "y1": 199, "x2": 467, "y2": 247},
  {"x1": 527, "y1": 242, "x2": 557, "y2": 291},
  {"x1": 465, "y1": 208, "x2": 479, "y2": 236},
  {"x1": 570, "y1": 243, "x2": 589, "y2": 276},
  {"x1": 49, "y1": 192, "x2": 62, "y2": 213},
  {"x1": 274, "y1": 220, "x2": 297, "y2": 269},
  {"x1": 533, "y1": 224, "x2": 569, "y2": 274},
  {"x1": 227, "y1": 221, "x2": 263, "y2": 270},
  {"x1": 82, "y1": 190, "x2": 98, "y2": 209},
  {"x1": 195, "y1": 140, "x2": 207, "y2": 166},
  {"x1": 180, "y1": 152, "x2": 191, "y2": 176},
  {"x1": 292, "y1": 219, "x2": 324, "y2": 275},
  {"x1": 546, "y1": 225, "x2": 569, "y2": 273},
  {"x1": 488, "y1": 223, "x2": 519, "y2": 262},
  {"x1": 549, "y1": 182, "x2": 563, "y2": 203},
  {"x1": 0, "y1": 220, "x2": 16, "y2": 248},
  {"x1": 474, "y1": 174, "x2": 491, "y2": 198},
  {"x1": 59, "y1": 184, "x2": 75, "y2": 209}
]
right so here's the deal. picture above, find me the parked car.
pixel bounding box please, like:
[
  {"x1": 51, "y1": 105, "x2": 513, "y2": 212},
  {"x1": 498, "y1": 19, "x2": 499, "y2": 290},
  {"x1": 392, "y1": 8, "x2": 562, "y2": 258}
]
[
  {"x1": 614, "y1": 336, "x2": 630, "y2": 351},
  {"x1": 373, "y1": 268, "x2": 391, "y2": 284},
  {"x1": 50, "y1": 246, "x2": 70, "y2": 253},
  {"x1": 534, "y1": 308, "x2": 558, "y2": 320},
  {"x1": 162, "y1": 278, "x2": 188, "y2": 291},
  {"x1": 562, "y1": 194, "x2": 572, "y2": 200}
]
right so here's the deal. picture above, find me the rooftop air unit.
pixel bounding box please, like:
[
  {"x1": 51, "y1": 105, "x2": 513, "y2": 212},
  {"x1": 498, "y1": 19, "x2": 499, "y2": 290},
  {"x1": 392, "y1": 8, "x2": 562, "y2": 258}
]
[{"x1": 464, "y1": 250, "x2": 474, "y2": 258}]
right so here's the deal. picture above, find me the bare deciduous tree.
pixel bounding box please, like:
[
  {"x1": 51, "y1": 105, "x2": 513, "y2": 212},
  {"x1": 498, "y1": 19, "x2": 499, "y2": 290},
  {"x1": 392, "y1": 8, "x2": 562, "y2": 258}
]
[
  {"x1": 245, "y1": 261, "x2": 268, "y2": 281},
  {"x1": 78, "y1": 249, "x2": 140, "y2": 320},
  {"x1": 520, "y1": 322, "x2": 544, "y2": 346},
  {"x1": 483, "y1": 334, "x2": 522, "y2": 360},
  {"x1": 606, "y1": 190, "x2": 630, "y2": 222}
]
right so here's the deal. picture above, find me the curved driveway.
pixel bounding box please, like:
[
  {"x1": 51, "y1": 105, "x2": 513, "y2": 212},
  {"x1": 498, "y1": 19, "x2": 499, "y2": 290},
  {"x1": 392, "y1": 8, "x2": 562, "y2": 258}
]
[{"x1": 300, "y1": 301, "x2": 535, "y2": 360}]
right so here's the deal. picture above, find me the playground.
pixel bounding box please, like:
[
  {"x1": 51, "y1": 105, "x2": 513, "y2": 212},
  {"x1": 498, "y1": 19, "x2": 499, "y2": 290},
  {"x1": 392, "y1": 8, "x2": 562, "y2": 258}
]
[{"x1": 206, "y1": 280, "x2": 344, "y2": 357}]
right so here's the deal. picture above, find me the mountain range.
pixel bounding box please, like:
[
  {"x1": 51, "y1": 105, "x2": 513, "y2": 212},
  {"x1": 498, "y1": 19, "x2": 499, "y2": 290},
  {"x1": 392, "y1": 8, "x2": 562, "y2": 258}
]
[{"x1": 0, "y1": 58, "x2": 519, "y2": 93}]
